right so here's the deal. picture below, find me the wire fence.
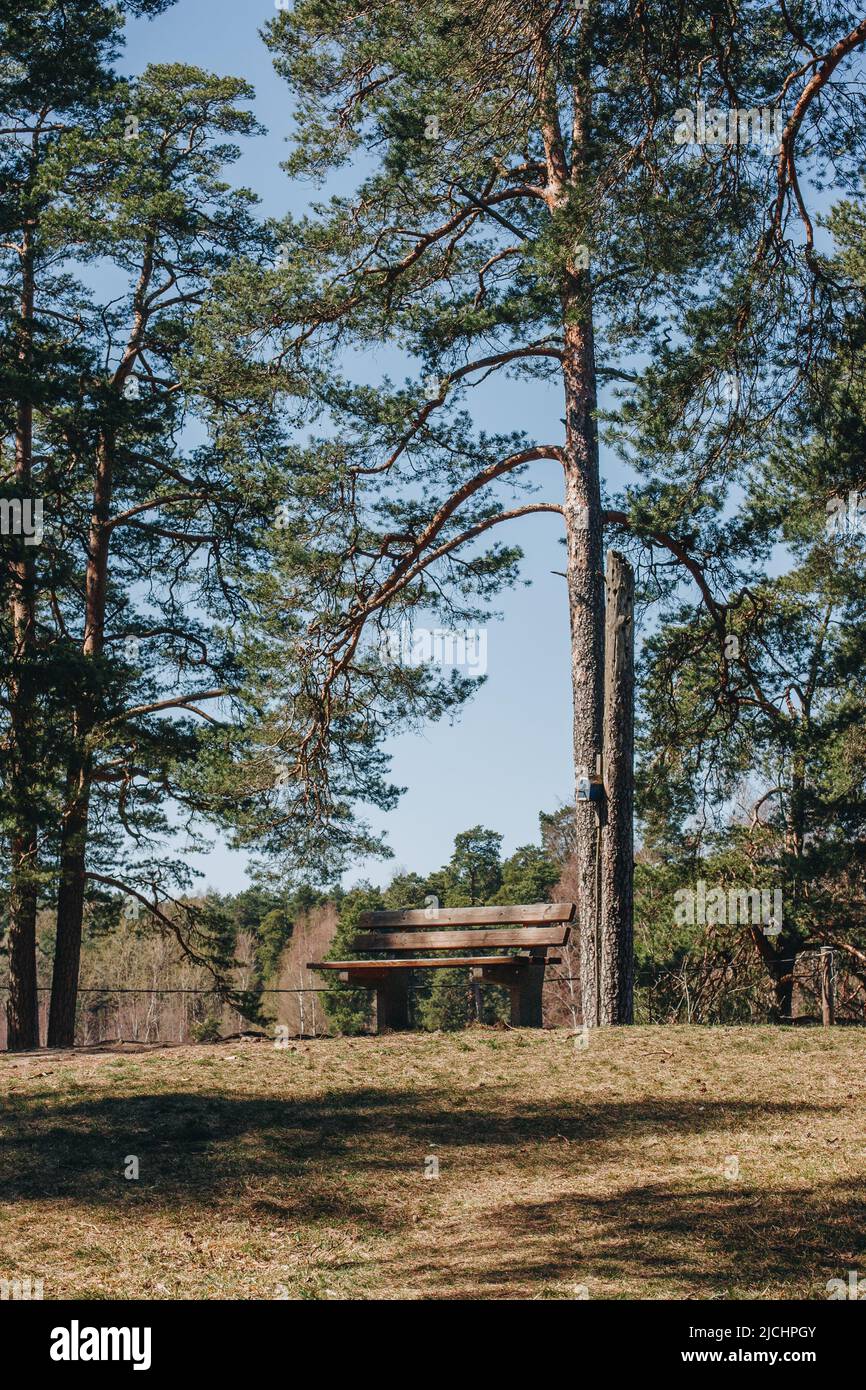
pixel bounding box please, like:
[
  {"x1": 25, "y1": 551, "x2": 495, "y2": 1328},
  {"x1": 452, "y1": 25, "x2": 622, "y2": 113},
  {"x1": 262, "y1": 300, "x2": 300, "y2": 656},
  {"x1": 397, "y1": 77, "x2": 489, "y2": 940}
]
[
  {"x1": 2, "y1": 955, "x2": 850, "y2": 1042},
  {"x1": 0, "y1": 972, "x2": 587, "y2": 1047},
  {"x1": 0, "y1": 984, "x2": 333, "y2": 995},
  {"x1": 0, "y1": 974, "x2": 584, "y2": 996}
]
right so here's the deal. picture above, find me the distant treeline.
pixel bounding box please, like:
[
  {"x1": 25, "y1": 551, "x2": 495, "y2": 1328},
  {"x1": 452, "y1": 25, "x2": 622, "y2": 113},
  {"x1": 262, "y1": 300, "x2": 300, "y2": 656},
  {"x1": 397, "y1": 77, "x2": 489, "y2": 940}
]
[{"x1": 4, "y1": 806, "x2": 861, "y2": 1046}]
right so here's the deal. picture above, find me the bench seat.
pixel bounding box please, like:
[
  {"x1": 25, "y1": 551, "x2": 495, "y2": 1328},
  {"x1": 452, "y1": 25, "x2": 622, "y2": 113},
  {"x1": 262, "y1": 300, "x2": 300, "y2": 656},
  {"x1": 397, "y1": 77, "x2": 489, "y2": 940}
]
[{"x1": 310, "y1": 955, "x2": 562, "y2": 970}]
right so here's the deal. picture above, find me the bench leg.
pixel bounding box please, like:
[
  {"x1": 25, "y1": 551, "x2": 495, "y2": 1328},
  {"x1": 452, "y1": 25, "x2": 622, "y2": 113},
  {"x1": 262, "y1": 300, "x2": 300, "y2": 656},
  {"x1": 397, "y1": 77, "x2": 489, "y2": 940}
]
[
  {"x1": 375, "y1": 973, "x2": 410, "y2": 1032},
  {"x1": 509, "y1": 960, "x2": 545, "y2": 1028}
]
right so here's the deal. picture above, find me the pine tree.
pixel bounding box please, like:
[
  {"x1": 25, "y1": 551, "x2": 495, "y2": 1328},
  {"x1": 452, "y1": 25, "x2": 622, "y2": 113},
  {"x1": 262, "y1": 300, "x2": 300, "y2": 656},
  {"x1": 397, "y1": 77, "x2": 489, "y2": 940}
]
[
  {"x1": 322, "y1": 885, "x2": 384, "y2": 1034},
  {"x1": 636, "y1": 201, "x2": 866, "y2": 1017},
  {"x1": 0, "y1": 0, "x2": 171, "y2": 1048},
  {"x1": 261, "y1": 0, "x2": 866, "y2": 1025},
  {"x1": 41, "y1": 62, "x2": 282, "y2": 1045},
  {"x1": 1, "y1": 1, "x2": 305, "y2": 1046}
]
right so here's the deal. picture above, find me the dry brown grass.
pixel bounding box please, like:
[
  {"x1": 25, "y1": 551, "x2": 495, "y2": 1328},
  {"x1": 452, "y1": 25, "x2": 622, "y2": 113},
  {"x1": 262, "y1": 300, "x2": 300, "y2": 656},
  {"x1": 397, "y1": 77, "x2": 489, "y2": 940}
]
[{"x1": 2, "y1": 1025, "x2": 865, "y2": 1300}]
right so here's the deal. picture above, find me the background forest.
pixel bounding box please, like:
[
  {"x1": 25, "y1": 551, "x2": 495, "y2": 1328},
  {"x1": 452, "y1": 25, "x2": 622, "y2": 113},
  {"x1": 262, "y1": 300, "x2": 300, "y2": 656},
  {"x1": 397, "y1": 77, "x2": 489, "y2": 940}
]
[
  {"x1": 7, "y1": 794, "x2": 863, "y2": 1048},
  {"x1": 2, "y1": 0, "x2": 866, "y2": 1047}
]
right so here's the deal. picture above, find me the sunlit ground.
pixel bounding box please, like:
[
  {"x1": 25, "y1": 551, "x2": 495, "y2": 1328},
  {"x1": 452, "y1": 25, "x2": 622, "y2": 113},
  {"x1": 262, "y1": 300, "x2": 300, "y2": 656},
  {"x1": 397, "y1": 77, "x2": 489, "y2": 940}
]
[{"x1": 2, "y1": 1026, "x2": 864, "y2": 1299}]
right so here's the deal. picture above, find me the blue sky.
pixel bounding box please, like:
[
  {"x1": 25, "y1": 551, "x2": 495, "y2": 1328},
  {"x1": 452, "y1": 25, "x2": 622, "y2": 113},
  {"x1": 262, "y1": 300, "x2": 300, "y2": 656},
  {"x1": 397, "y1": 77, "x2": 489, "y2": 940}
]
[
  {"x1": 115, "y1": 3, "x2": 865, "y2": 898},
  {"x1": 117, "y1": 1, "x2": 637, "y2": 891}
]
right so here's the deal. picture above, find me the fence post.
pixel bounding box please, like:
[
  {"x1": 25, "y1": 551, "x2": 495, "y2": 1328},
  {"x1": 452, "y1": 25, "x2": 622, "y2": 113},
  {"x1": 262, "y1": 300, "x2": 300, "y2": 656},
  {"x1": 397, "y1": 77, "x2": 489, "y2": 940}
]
[{"x1": 821, "y1": 947, "x2": 835, "y2": 1027}]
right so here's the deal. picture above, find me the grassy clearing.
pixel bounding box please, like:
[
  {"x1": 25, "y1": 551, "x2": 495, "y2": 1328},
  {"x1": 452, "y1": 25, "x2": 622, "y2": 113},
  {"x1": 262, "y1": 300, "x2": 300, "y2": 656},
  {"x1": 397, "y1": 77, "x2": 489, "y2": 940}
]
[{"x1": 2, "y1": 1025, "x2": 865, "y2": 1300}]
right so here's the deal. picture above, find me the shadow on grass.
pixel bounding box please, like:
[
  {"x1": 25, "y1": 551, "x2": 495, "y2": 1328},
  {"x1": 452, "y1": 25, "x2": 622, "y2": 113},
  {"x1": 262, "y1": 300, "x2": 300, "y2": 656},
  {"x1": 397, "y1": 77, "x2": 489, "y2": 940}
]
[
  {"x1": 1, "y1": 1088, "x2": 833, "y2": 1190},
  {"x1": 389, "y1": 1176, "x2": 866, "y2": 1298},
  {"x1": 3, "y1": 1085, "x2": 863, "y2": 1296}
]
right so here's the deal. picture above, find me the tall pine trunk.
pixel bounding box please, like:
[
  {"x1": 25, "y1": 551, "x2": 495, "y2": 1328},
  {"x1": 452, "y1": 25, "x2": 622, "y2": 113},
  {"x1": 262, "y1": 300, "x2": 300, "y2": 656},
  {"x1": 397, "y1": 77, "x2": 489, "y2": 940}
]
[
  {"x1": 550, "y1": 34, "x2": 620, "y2": 1030},
  {"x1": 600, "y1": 550, "x2": 634, "y2": 1023},
  {"x1": 48, "y1": 235, "x2": 152, "y2": 1046},
  {"x1": 6, "y1": 216, "x2": 40, "y2": 1051},
  {"x1": 47, "y1": 433, "x2": 112, "y2": 1047},
  {"x1": 7, "y1": 833, "x2": 39, "y2": 1049},
  {"x1": 47, "y1": 758, "x2": 92, "y2": 1047},
  {"x1": 7, "y1": 492, "x2": 40, "y2": 1050},
  {"x1": 562, "y1": 311, "x2": 605, "y2": 1028}
]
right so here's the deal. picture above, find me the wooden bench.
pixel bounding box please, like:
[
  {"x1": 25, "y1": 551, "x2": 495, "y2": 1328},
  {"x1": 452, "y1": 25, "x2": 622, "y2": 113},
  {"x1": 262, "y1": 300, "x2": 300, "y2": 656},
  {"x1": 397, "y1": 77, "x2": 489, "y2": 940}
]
[{"x1": 308, "y1": 902, "x2": 575, "y2": 1032}]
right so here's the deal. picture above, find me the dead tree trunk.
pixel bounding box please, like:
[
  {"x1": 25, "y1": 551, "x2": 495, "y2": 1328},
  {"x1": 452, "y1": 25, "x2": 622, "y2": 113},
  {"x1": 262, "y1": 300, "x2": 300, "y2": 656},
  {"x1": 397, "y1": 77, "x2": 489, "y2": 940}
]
[{"x1": 600, "y1": 550, "x2": 634, "y2": 1024}]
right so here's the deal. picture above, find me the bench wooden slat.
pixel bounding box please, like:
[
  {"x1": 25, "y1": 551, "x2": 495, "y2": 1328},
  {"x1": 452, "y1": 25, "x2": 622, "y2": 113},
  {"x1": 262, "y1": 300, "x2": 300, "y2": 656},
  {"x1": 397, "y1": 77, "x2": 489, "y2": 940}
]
[
  {"x1": 357, "y1": 902, "x2": 575, "y2": 929},
  {"x1": 310, "y1": 957, "x2": 531, "y2": 971},
  {"x1": 352, "y1": 925, "x2": 569, "y2": 951}
]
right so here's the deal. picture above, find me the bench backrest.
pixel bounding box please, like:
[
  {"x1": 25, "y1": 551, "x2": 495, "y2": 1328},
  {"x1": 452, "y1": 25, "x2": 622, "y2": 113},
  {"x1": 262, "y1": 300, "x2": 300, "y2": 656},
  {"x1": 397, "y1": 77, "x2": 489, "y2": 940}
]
[{"x1": 355, "y1": 902, "x2": 575, "y2": 953}]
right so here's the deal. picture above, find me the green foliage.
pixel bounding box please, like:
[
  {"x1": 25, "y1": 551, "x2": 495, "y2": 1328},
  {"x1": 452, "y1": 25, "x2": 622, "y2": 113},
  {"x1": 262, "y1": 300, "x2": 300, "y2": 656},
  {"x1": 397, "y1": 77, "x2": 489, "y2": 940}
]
[
  {"x1": 4, "y1": 0, "x2": 866, "y2": 1043},
  {"x1": 444, "y1": 826, "x2": 503, "y2": 906},
  {"x1": 409, "y1": 825, "x2": 558, "y2": 1031},
  {"x1": 494, "y1": 844, "x2": 559, "y2": 905},
  {"x1": 321, "y1": 886, "x2": 383, "y2": 1035},
  {"x1": 0, "y1": 0, "x2": 320, "y2": 1023},
  {"x1": 629, "y1": 200, "x2": 866, "y2": 1016},
  {"x1": 190, "y1": 1014, "x2": 223, "y2": 1044}
]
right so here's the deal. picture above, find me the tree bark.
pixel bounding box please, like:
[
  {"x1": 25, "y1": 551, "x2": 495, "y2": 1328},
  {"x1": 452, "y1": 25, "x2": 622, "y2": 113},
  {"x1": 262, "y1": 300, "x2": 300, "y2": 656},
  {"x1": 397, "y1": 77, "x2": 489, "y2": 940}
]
[
  {"x1": 47, "y1": 430, "x2": 113, "y2": 1046},
  {"x1": 600, "y1": 550, "x2": 634, "y2": 1023},
  {"x1": 562, "y1": 310, "x2": 605, "y2": 1028},
  {"x1": 6, "y1": 208, "x2": 40, "y2": 1051},
  {"x1": 540, "y1": 21, "x2": 606, "y2": 1030},
  {"x1": 6, "y1": 833, "x2": 39, "y2": 1050},
  {"x1": 47, "y1": 763, "x2": 91, "y2": 1047},
  {"x1": 748, "y1": 923, "x2": 797, "y2": 1019},
  {"x1": 7, "y1": 554, "x2": 40, "y2": 1049},
  {"x1": 773, "y1": 945, "x2": 797, "y2": 1019}
]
